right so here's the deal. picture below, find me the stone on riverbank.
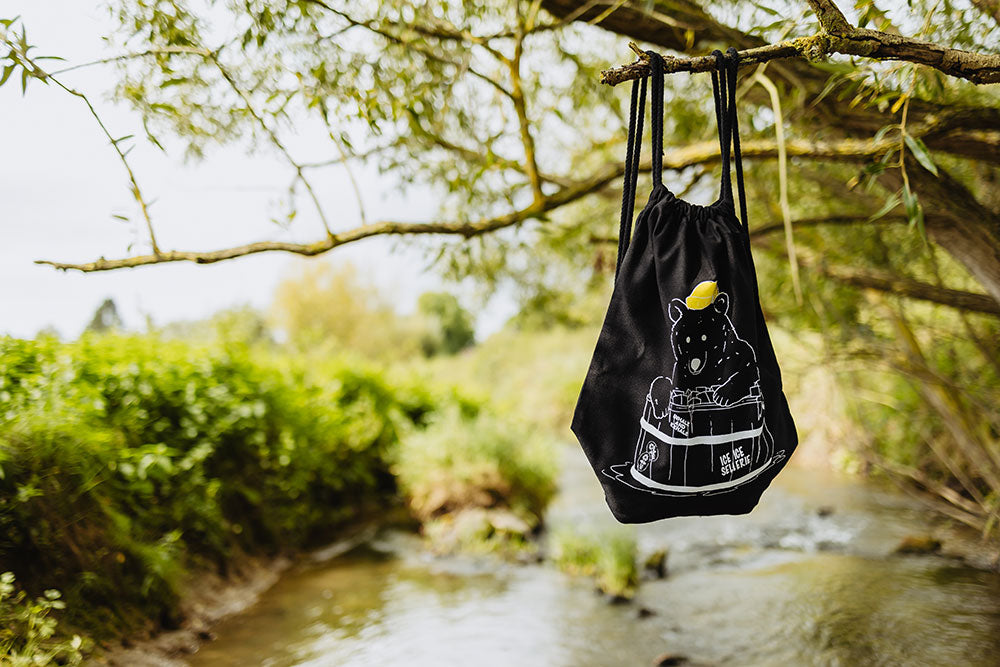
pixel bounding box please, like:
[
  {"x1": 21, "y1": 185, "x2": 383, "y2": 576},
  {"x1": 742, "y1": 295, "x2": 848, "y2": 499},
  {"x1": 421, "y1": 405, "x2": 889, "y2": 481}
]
[{"x1": 422, "y1": 507, "x2": 537, "y2": 557}]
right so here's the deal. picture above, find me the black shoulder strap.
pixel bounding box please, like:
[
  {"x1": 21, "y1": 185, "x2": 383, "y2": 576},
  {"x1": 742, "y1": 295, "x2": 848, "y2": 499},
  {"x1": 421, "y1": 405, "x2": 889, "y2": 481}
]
[
  {"x1": 726, "y1": 47, "x2": 749, "y2": 235},
  {"x1": 616, "y1": 52, "x2": 663, "y2": 277},
  {"x1": 616, "y1": 70, "x2": 646, "y2": 277},
  {"x1": 711, "y1": 48, "x2": 749, "y2": 235},
  {"x1": 650, "y1": 51, "x2": 664, "y2": 188}
]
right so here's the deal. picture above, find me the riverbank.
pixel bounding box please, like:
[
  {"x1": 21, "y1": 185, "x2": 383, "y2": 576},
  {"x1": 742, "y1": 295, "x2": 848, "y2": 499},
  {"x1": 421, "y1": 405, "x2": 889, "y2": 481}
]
[
  {"x1": 0, "y1": 335, "x2": 557, "y2": 665},
  {"x1": 92, "y1": 518, "x2": 389, "y2": 667}
]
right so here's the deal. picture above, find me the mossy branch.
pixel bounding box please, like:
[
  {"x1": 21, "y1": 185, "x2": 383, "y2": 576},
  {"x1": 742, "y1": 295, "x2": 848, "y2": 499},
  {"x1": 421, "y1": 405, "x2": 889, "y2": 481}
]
[{"x1": 600, "y1": 0, "x2": 1000, "y2": 85}]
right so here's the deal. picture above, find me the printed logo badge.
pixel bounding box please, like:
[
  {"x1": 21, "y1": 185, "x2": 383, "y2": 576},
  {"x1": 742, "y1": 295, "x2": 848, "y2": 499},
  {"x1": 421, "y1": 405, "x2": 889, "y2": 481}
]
[{"x1": 669, "y1": 414, "x2": 689, "y2": 436}]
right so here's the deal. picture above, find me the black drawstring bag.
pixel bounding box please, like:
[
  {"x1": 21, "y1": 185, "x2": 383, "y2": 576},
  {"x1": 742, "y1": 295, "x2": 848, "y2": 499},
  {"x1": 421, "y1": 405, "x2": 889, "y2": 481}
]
[{"x1": 573, "y1": 49, "x2": 798, "y2": 523}]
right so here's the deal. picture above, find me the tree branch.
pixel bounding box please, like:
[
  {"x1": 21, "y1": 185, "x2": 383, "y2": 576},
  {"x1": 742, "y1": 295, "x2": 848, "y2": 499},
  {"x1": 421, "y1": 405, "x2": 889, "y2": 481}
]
[
  {"x1": 747, "y1": 214, "x2": 908, "y2": 239},
  {"x1": 812, "y1": 262, "x2": 1000, "y2": 315},
  {"x1": 34, "y1": 163, "x2": 618, "y2": 272},
  {"x1": 804, "y1": 0, "x2": 852, "y2": 34},
  {"x1": 590, "y1": 213, "x2": 905, "y2": 243},
  {"x1": 35, "y1": 136, "x2": 915, "y2": 272},
  {"x1": 600, "y1": 0, "x2": 1000, "y2": 86},
  {"x1": 510, "y1": 9, "x2": 544, "y2": 205},
  {"x1": 601, "y1": 38, "x2": 814, "y2": 84}
]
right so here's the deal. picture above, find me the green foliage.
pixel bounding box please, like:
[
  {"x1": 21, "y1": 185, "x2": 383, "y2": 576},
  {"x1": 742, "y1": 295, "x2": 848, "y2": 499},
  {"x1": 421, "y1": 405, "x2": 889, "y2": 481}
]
[
  {"x1": 392, "y1": 408, "x2": 556, "y2": 523},
  {"x1": 549, "y1": 526, "x2": 639, "y2": 599},
  {"x1": 0, "y1": 572, "x2": 88, "y2": 666},
  {"x1": 0, "y1": 334, "x2": 438, "y2": 636},
  {"x1": 416, "y1": 292, "x2": 475, "y2": 356},
  {"x1": 103, "y1": 0, "x2": 620, "y2": 216},
  {"x1": 752, "y1": 215, "x2": 1000, "y2": 530},
  {"x1": 0, "y1": 17, "x2": 62, "y2": 95}
]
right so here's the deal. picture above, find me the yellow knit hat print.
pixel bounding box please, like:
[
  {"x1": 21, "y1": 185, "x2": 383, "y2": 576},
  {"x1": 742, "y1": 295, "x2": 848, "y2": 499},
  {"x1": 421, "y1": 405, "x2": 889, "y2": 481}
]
[{"x1": 685, "y1": 280, "x2": 719, "y2": 310}]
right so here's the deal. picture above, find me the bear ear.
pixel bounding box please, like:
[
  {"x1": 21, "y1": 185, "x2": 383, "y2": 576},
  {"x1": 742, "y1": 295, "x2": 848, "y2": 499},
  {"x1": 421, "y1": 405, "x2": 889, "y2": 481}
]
[
  {"x1": 712, "y1": 291, "x2": 729, "y2": 314},
  {"x1": 668, "y1": 299, "x2": 685, "y2": 323}
]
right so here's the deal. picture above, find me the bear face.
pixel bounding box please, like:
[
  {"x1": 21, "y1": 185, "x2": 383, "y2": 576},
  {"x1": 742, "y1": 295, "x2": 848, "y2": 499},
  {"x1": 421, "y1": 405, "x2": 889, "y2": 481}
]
[
  {"x1": 666, "y1": 291, "x2": 759, "y2": 405},
  {"x1": 668, "y1": 292, "x2": 733, "y2": 379}
]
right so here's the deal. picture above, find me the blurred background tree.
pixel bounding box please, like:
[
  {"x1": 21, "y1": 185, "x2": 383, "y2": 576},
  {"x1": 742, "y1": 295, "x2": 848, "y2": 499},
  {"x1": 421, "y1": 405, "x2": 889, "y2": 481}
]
[
  {"x1": 416, "y1": 292, "x2": 476, "y2": 356},
  {"x1": 271, "y1": 262, "x2": 422, "y2": 359},
  {"x1": 158, "y1": 304, "x2": 274, "y2": 344},
  {"x1": 84, "y1": 298, "x2": 123, "y2": 333}
]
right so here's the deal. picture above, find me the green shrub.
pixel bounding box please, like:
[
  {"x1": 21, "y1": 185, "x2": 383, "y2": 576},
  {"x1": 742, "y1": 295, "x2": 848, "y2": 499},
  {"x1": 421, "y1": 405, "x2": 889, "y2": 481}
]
[
  {"x1": 549, "y1": 526, "x2": 639, "y2": 599},
  {"x1": 0, "y1": 571, "x2": 88, "y2": 666},
  {"x1": 0, "y1": 334, "x2": 439, "y2": 636},
  {"x1": 392, "y1": 409, "x2": 557, "y2": 522},
  {"x1": 410, "y1": 326, "x2": 597, "y2": 436}
]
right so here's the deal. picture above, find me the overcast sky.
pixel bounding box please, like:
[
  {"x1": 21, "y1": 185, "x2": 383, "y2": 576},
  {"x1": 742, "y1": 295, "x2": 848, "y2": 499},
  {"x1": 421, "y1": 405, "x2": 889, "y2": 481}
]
[{"x1": 2, "y1": 2, "x2": 512, "y2": 339}]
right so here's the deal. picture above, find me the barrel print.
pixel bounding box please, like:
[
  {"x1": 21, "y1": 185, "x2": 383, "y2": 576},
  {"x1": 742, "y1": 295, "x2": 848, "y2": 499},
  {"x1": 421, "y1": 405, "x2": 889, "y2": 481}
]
[{"x1": 629, "y1": 382, "x2": 773, "y2": 493}]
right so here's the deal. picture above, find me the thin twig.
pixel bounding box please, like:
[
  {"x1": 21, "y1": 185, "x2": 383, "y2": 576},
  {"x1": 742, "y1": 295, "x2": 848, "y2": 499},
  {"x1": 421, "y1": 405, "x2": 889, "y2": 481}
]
[
  {"x1": 753, "y1": 70, "x2": 802, "y2": 305},
  {"x1": 45, "y1": 45, "x2": 214, "y2": 76},
  {"x1": 1, "y1": 42, "x2": 165, "y2": 253},
  {"x1": 319, "y1": 101, "x2": 368, "y2": 226},
  {"x1": 208, "y1": 49, "x2": 333, "y2": 238}
]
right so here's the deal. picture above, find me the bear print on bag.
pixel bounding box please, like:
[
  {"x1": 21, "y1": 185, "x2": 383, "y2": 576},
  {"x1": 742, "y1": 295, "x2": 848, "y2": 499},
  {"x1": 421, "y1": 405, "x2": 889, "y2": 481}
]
[
  {"x1": 600, "y1": 281, "x2": 786, "y2": 498},
  {"x1": 668, "y1": 289, "x2": 758, "y2": 406},
  {"x1": 648, "y1": 285, "x2": 760, "y2": 416}
]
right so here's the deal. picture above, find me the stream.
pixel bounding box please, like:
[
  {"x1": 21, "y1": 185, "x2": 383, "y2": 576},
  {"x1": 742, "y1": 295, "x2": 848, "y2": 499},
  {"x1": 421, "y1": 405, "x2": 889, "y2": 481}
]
[{"x1": 187, "y1": 447, "x2": 1000, "y2": 666}]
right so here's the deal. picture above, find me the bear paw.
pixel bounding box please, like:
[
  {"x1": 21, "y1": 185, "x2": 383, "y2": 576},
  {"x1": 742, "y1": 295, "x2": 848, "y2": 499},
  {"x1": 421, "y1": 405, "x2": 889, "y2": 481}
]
[{"x1": 712, "y1": 382, "x2": 746, "y2": 407}]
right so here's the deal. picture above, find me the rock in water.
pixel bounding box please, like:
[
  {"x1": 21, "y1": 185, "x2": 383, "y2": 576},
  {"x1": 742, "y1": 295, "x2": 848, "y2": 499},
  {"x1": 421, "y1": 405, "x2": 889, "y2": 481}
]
[
  {"x1": 894, "y1": 535, "x2": 942, "y2": 555},
  {"x1": 637, "y1": 606, "x2": 657, "y2": 619},
  {"x1": 643, "y1": 548, "x2": 669, "y2": 579}
]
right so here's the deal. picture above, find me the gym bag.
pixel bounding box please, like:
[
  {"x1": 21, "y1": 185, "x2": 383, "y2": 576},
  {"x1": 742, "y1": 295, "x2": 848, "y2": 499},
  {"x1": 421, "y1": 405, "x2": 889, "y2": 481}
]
[{"x1": 572, "y1": 48, "x2": 798, "y2": 523}]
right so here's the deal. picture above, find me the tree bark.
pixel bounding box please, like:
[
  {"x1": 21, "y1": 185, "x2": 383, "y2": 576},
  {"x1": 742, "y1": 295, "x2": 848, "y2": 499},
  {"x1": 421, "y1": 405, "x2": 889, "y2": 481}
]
[{"x1": 812, "y1": 261, "x2": 1000, "y2": 315}]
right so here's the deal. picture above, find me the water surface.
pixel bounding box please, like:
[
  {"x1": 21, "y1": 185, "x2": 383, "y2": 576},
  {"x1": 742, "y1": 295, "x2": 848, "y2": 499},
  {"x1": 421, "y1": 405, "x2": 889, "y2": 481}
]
[{"x1": 189, "y1": 450, "x2": 1000, "y2": 666}]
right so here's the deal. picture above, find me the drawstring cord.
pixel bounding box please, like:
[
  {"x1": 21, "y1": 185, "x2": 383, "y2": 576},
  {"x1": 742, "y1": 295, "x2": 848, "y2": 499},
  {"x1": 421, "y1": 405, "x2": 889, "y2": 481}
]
[
  {"x1": 616, "y1": 48, "x2": 748, "y2": 277},
  {"x1": 726, "y1": 47, "x2": 749, "y2": 236},
  {"x1": 616, "y1": 71, "x2": 647, "y2": 277},
  {"x1": 711, "y1": 49, "x2": 749, "y2": 235},
  {"x1": 616, "y1": 51, "x2": 660, "y2": 278}
]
